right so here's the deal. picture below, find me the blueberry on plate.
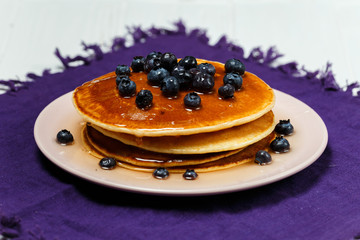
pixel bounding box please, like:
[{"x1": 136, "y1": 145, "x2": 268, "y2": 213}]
[
  {"x1": 118, "y1": 78, "x2": 136, "y2": 97},
  {"x1": 223, "y1": 73, "x2": 243, "y2": 90},
  {"x1": 147, "y1": 68, "x2": 170, "y2": 86},
  {"x1": 192, "y1": 72, "x2": 214, "y2": 92},
  {"x1": 160, "y1": 52, "x2": 177, "y2": 71},
  {"x1": 270, "y1": 136, "x2": 290, "y2": 153},
  {"x1": 218, "y1": 84, "x2": 235, "y2": 99},
  {"x1": 56, "y1": 129, "x2": 74, "y2": 144},
  {"x1": 179, "y1": 56, "x2": 197, "y2": 70},
  {"x1": 197, "y1": 63, "x2": 216, "y2": 76},
  {"x1": 116, "y1": 75, "x2": 130, "y2": 86},
  {"x1": 99, "y1": 157, "x2": 117, "y2": 170},
  {"x1": 225, "y1": 58, "x2": 245, "y2": 75},
  {"x1": 153, "y1": 167, "x2": 169, "y2": 179},
  {"x1": 275, "y1": 119, "x2": 294, "y2": 135},
  {"x1": 255, "y1": 150, "x2": 272, "y2": 165},
  {"x1": 161, "y1": 76, "x2": 180, "y2": 97},
  {"x1": 183, "y1": 169, "x2": 198, "y2": 180},
  {"x1": 136, "y1": 90, "x2": 153, "y2": 109},
  {"x1": 184, "y1": 92, "x2": 201, "y2": 109},
  {"x1": 115, "y1": 64, "x2": 131, "y2": 76},
  {"x1": 131, "y1": 56, "x2": 145, "y2": 72}
]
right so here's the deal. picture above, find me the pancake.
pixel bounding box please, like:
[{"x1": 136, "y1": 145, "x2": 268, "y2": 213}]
[
  {"x1": 82, "y1": 125, "x2": 244, "y2": 167},
  {"x1": 90, "y1": 110, "x2": 275, "y2": 154},
  {"x1": 82, "y1": 125, "x2": 275, "y2": 173},
  {"x1": 72, "y1": 59, "x2": 275, "y2": 137}
]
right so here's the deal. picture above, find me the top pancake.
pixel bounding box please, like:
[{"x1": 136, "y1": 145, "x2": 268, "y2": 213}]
[{"x1": 72, "y1": 59, "x2": 275, "y2": 137}]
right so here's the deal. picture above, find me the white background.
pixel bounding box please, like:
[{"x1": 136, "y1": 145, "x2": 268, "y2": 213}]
[{"x1": 1, "y1": 0, "x2": 359, "y2": 93}]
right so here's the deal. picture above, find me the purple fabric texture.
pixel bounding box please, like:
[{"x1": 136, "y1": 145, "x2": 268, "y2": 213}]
[{"x1": 1, "y1": 22, "x2": 360, "y2": 240}]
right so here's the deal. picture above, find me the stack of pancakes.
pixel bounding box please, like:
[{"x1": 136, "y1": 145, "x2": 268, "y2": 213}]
[{"x1": 72, "y1": 59, "x2": 276, "y2": 173}]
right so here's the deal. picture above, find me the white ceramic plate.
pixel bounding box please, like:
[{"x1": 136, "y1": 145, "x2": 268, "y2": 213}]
[{"x1": 34, "y1": 90, "x2": 328, "y2": 196}]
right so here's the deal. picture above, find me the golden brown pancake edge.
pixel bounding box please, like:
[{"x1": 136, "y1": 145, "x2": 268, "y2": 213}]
[
  {"x1": 72, "y1": 59, "x2": 275, "y2": 137},
  {"x1": 81, "y1": 124, "x2": 276, "y2": 173},
  {"x1": 90, "y1": 111, "x2": 276, "y2": 154}
]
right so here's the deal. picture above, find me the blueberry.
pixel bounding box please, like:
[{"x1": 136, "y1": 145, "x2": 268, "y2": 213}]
[
  {"x1": 153, "y1": 167, "x2": 169, "y2": 179},
  {"x1": 188, "y1": 67, "x2": 201, "y2": 77},
  {"x1": 171, "y1": 64, "x2": 185, "y2": 76},
  {"x1": 160, "y1": 52, "x2": 178, "y2": 71},
  {"x1": 223, "y1": 73, "x2": 243, "y2": 90},
  {"x1": 56, "y1": 129, "x2": 74, "y2": 144},
  {"x1": 115, "y1": 64, "x2": 131, "y2": 76},
  {"x1": 146, "y1": 51, "x2": 162, "y2": 61},
  {"x1": 116, "y1": 75, "x2": 130, "y2": 86},
  {"x1": 192, "y1": 72, "x2": 214, "y2": 92},
  {"x1": 270, "y1": 136, "x2": 290, "y2": 153},
  {"x1": 197, "y1": 63, "x2": 216, "y2": 76},
  {"x1": 161, "y1": 76, "x2": 180, "y2": 97},
  {"x1": 218, "y1": 84, "x2": 235, "y2": 99},
  {"x1": 275, "y1": 119, "x2": 294, "y2": 135},
  {"x1": 147, "y1": 68, "x2": 170, "y2": 86},
  {"x1": 118, "y1": 78, "x2": 136, "y2": 97},
  {"x1": 255, "y1": 150, "x2": 272, "y2": 165},
  {"x1": 144, "y1": 57, "x2": 161, "y2": 73},
  {"x1": 225, "y1": 58, "x2": 245, "y2": 75},
  {"x1": 184, "y1": 92, "x2": 201, "y2": 109},
  {"x1": 136, "y1": 90, "x2": 153, "y2": 109},
  {"x1": 183, "y1": 169, "x2": 198, "y2": 180},
  {"x1": 99, "y1": 157, "x2": 117, "y2": 170},
  {"x1": 131, "y1": 56, "x2": 145, "y2": 72},
  {"x1": 179, "y1": 56, "x2": 197, "y2": 70},
  {"x1": 171, "y1": 65, "x2": 193, "y2": 90}
]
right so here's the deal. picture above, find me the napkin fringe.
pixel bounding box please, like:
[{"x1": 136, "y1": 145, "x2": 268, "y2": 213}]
[
  {"x1": 0, "y1": 79, "x2": 29, "y2": 93},
  {"x1": 1, "y1": 20, "x2": 356, "y2": 97},
  {"x1": 1, "y1": 213, "x2": 47, "y2": 240},
  {"x1": 0, "y1": 214, "x2": 22, "y2": 239}
]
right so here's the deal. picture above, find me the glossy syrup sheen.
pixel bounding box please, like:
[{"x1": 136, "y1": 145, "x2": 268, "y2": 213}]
[
  {"x1": 84, "y1": 124, "x2": 275, "y2": 171},
  {"x1": 85, "y1": 125, "x2": 241, "y2": 167},
  {"x1": 73, "y1": 59, "x2": 274, "y2": 132}
]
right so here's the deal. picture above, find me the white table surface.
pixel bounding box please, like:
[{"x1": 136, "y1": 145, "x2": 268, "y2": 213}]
[{"x1": 1, "y1": 0, "x2": 359, "y2": 94}]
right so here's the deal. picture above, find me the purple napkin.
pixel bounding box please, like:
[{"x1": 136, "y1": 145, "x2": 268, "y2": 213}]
[{"x1": 1, "y1": 22, "x2": 360, "y2": 240}]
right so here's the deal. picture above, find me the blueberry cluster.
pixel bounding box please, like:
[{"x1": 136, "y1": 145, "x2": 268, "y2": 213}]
[
  {"x1": 115, "y1": 52, "x2": 248, "y2": 110},
  {"x1": 255, "y1": 120, "x2": 294, "y2": 165},
  {"x1": 115, "y1": 59, "x2": 153, "y2": 109},
  {"x1": 116, "y1": 52, "x2": 229, "y2": 110},
  {"x1": 266, "y1": 119, "x2": 293, "y2": 155},
  {"x1": 115, "y1": 64, "x2": 136, "y2": 98},
  {"x1": 218, "y1": 59, "x2": 245, "y2": 99},
  {"x1": 153, "y1": 168, "x2": 199, "y2": 180},
  {"x1": 141, "y1": 53, "x2": 216, "y2": 108},
  {"x1": 270, "y1": 119, "x2": 294, "y2": 153}
]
